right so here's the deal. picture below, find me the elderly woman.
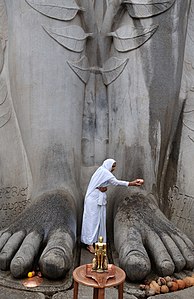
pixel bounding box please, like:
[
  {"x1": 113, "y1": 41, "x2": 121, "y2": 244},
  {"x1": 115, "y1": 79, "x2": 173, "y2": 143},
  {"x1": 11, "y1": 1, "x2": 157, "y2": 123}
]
[{"x1": 81, "y1": 158, "x2": 144, "y2": 253}]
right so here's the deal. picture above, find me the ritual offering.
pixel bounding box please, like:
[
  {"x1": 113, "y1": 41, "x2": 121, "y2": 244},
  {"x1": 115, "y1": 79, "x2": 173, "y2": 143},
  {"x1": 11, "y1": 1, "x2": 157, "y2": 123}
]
[
  {"x1": 21, "y1": 275, "x2": 43, "y2": 288},
  {"x1": 27, "y1": 271, "x2": 35, "y2": 278}
]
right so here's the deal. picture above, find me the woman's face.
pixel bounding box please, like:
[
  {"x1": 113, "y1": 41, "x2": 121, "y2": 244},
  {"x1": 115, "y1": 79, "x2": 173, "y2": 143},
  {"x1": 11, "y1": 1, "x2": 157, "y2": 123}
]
[{"x1": 111, "y1": 162, "x2": 116, "y2": 172}]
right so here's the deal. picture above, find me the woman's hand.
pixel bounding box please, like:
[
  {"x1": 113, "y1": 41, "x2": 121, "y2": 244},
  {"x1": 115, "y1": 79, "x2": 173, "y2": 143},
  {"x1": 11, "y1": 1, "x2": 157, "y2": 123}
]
[{"x1": 128, "y1": 179, "x2": 144, "y2": 186}]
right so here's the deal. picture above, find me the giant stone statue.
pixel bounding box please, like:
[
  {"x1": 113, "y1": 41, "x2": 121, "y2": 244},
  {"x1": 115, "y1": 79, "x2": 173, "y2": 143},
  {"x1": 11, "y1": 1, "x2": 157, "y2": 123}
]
[{"x1": 0, "y1": 0, "x2": 194, "y2": 283}]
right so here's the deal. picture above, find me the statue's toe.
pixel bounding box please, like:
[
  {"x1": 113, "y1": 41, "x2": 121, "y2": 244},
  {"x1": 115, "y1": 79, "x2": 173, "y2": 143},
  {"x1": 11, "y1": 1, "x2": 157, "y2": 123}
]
[
  {"x1": 160, "y1": 233, "x2": 186, "y2": 271},
  {"x1": 0, "y1": 230, "x2": 26, "y2": 270},
  {"x1": 121, "y1": 252, "x2": 151, "y2": 281},
  {"x1": 0, "y1": 231, "x2": 12, "y2": 251},
  {"x1": 146, "y1": 230, "x2": 175, "y2": 276},
  {"x1": 10, "y1": 231, "x2": 43, "y2": 278},
  {"x1": 39, "y1": 229, "x2": 73, "y2": 279},
  {"x1": 118, "y1": 228, "x2": 151, "y2": 281},
  {"x1": 170, "y1": 233, "x2": 194, "y2": 269}
]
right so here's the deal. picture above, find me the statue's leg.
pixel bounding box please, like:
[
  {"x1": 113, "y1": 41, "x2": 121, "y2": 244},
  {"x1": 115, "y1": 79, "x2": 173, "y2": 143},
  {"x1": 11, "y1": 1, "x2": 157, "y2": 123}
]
[
  {"x1": 106, "y1": 0, "x2": 194, "y2": 280},
  {"x1": 0, "y1": 0, "x2": 85, "y2": 279},
  {"x1": 166, "y1": 0, "x2": 194, "y2": 245}
]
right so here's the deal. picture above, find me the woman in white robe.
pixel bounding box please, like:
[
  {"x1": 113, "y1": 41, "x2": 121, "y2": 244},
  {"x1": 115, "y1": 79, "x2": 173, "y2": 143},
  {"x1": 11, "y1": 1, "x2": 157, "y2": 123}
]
[{"x1": 81, "y1": 158, "x2": 144, "y2": 253}]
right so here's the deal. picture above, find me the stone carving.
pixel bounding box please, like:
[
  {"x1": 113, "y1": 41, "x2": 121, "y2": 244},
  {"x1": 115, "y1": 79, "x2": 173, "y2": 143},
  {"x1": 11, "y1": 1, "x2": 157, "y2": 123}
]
[
  {"x1": 0, "y1": 78, "x2": 11, "y2": 129},
  {"x1": 67, "y1": 56, "x2": 90, "y2": 84},
  {"x1": 25, "y1": 0, "x2": 83, "y2": 21},
  {"x1": 0, "y1": 186, "x2": 28, "y2": 199},
  {"x1": 108, "y1": 24, "x2": 158, "y2": 52},
  {"x1": 166, "y1": 0, "x2": 194, "y2": 251},
  {"x1": 0, "y1": 0, "x2": 32, "y2": 231},
  {"x1": 68, "y1": 56, "x2": 129, "y2": 86},
  {"x1": 123, "y1": 0, "x2": 176, "y2": 18},
  {"x1": 102, "y1": 57, "x2": 129, "y2": 85},
  {"x1": 43, "y1": 25, "x2": 92, "y2": 53},
  {"x1": 0, "y1": 0, "x2": 194, "y2": 284},
  {"x1": 0, "y1": 0, "x2": 7, "y2": 72},
  {"x1": 0, "y1": 79, "x2": 8, "y2": 105},
  {"x1": 0, "y1": 3, "x2": 11, "y2": 129},
  {"x1": 0, "y1": 186, "x2": 29, "y2": 228},
  {"x1": 0, "y1": 107, "x2": 11, "y2": 128}
]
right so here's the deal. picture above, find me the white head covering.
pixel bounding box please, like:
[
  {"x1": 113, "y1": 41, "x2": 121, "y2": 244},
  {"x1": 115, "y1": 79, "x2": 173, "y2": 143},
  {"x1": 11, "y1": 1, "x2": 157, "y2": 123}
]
[
  {"x1": 102, "y1": 159, "x2": 116, "y2": 171},
  {"x1": 85, "y1": 158, "x2": 116, "y2": 198}
]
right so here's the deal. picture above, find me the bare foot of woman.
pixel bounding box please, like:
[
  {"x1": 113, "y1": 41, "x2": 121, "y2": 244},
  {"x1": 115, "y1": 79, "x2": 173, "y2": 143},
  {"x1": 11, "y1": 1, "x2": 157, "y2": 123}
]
[{"x1": 87, "y1": 245, "x2": 95, "y2": 254}]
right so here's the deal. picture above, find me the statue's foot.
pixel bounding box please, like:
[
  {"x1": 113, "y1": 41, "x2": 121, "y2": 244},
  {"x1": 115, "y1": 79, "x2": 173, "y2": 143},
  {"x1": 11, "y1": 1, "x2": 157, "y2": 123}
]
[
  {"x1": 0, "y1": 190, "x2": 76, "y2": 279},
  {"x1": 114, "y1": 192, "x2": 194, "y2": 281}
]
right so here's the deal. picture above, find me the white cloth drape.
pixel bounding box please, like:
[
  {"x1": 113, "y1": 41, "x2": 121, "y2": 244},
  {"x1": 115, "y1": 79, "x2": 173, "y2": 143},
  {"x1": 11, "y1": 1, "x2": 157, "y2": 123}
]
[{"x1": 81, "y1": 159, "x2": 128, "y2": 245}]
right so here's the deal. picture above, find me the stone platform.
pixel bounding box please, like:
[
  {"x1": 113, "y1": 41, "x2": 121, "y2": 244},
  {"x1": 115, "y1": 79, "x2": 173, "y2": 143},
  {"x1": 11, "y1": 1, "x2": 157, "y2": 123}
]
[{"x1": 0, "y1": 247, "x2": 194, "y2": 299}]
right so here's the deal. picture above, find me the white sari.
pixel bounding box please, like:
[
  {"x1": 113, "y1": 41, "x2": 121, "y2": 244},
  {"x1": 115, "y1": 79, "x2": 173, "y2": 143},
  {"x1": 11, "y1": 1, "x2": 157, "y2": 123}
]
[{"x1": 81, "y1": 159, "x2": 128, "y2": 245}]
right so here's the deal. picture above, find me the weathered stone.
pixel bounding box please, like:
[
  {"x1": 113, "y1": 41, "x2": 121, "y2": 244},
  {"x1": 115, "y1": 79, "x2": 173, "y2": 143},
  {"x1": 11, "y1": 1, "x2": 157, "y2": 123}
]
[
  {"x1": 52, "y1": 288, "x2": 138, "y2": 299},
  {"x1": 0, "y1": 286, "x2": 45, "y2": 299},
  {"x1": 0, "y1": 0, "x2": 194, "y2": 287}
]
